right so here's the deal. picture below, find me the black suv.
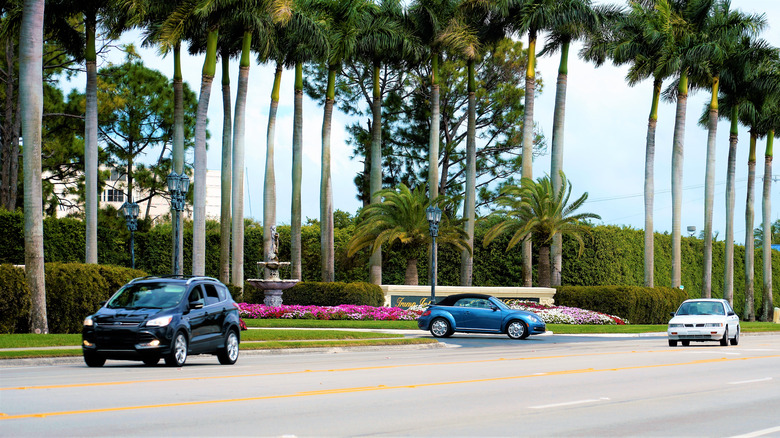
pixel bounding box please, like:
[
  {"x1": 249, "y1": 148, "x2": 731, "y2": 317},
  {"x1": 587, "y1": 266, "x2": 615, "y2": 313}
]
[{"x1": 82, "y1": 276, "x2": 241, "y2": 367}]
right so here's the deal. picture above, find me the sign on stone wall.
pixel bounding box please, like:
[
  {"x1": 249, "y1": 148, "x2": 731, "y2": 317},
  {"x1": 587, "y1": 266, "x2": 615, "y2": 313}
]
[{"x1": 391, "y1": 295, "x2": 539, "y2": 309}]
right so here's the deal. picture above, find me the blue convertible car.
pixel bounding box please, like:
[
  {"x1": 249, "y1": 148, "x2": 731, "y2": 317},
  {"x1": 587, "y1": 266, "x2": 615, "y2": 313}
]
[{"x1": 417, "y1": 293, "x2": 546, "y2": 340}]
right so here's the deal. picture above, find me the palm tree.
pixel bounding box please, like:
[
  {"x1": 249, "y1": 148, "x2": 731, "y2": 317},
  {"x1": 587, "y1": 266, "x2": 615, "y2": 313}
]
[
  {"x1": 227, "y1": 0, "x2": 292, "y2": 287},
  {"x1": 482, "y1": 172, "x2": 600, "y2": 287},
  {"x1": 503, "y1": 0, "x2": 593, "y2": 286},
  {"x1": 410, "y1": 0, "x2": 459, "y2": 202},
  {"x1": 583, "y1": 0, "x2": 678, "y2": 288},
  {"x1": 538, "y1": 0, "x2": 615, "y2": 286},
  {"x1": 688, "y1": 1, "x2": 765, "y2": 298},
  {"x1": 286, "y1": 0, "x2": 329, "y2": 281},
  {"x1": 664, "y1": 0, "x2": 716, "y2": 289},
  {"x1": 218, "y1": 45, "x2": 232, "y2": 284},
  {"x1": 356, "y1": 0, "x2": 418, "y2": 285},
  {"x1": 347, "y1": 184, "x2": 470, "y2": 284},
  {"x1": 115, "y1": 0, "x2": 192, "y2": 275},
  {"x1": 19, "y1": 0, "x2": 47, "y2": 333},
  {"x1": 757, "y1": 92, "x2": 778, "y2": 321},
  {"x1": 443, "y1": 0, "x2": 508, "y2": 287},
  {"x1": 718, "y1": 35, "x2": 777, "y2": 305},
  {"x1": 315, "y1": 0, "x2": 376, "y2": 282},
  {"x1": 729, "y1": 60, "x2": 779, "y2": 320}
]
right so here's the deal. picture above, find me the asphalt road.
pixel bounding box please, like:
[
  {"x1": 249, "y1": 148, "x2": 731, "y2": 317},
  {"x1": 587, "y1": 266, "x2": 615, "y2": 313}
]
[{"x1": 1, "y1": 333, "x2": 779, "y2": 437}]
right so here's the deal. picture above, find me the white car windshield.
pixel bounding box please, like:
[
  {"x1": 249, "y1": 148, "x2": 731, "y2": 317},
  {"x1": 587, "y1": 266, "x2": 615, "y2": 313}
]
[{"x1": 676, "y1": 302, "x2": 724, "y2": 316}]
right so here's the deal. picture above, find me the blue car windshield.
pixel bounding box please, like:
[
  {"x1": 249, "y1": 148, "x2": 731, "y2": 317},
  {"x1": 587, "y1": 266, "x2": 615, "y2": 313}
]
[
  {"x1": 492, "y1": 299, "x2": 510, "y2": 310},
  {"x1": 107, "y1": 283, "x2": 186, "y2": 309}
]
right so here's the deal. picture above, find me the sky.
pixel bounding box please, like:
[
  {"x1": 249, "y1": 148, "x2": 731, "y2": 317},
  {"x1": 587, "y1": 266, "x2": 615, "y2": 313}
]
[{"x1": 64, "y1": 0, "x2": 780, "y2": 244}]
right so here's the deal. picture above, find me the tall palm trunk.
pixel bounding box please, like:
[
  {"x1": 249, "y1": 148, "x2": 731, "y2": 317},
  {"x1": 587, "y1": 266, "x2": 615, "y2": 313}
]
[
  {"x1": 701, "y1": 76, "x2": 718, "y2": 297},
  {"x1": 521, "y1": 28, "x2": 537, "y2": 287},
  {"x1": 644, "y1": 77, "x2": 661, "y2": 287},
  {"x1": 743, "y1": 131, "x2": 756, "y2": 321},
  {"x1": 20, "y1": 0, "x2": 47, "y2": 334},
  {"x1": 231, "y1": 32, "x2": 251, "y2": 288},
  {"x1": 172, "y1": 44, "x2": 185, "y2": 275},
  {"x1": 264, "y1": 64, "x2": 282, "y2": 267},
  {"x1": 369, "y1": 61, "x2": 382, "y2": 285},
  {"x1": 761, "y1": 132, "x2": 773, "y2": 321},
  {"x1": 429, "y1": 54, "x2": 440, "y2": 199},
  {"x1": 1, "y1": 38, "x2": 19, "y2": 211},
  {"x1": 538, "y1": 245, "x2": 551, "y2": 288},
  {"x1": 460, "y1": 59, "x2": 476, "y2": 287},
  {"x1": 723, "y1": 106, "x2": 738, "y2": 305},
  {"x1": 219, "y1": 51, "x2": 232, "y2": 284},
  {"x1": 192, "y1": 28, "x2": 218, "y2": 276},
  {"x1": 405, "y1": 257, "x2": 419, "y2": 285},
  {"x1": 670, "y1": 71, "x2": 688, "y2": 288},
  {"x1": 291, "y1": 62, "x2": 303, "y2": 280},
  {"x1": 550, "y1": 41, "x2": 569, "y2": 287},
  {"x1": 320, "y1": 65, "x2": 337, "y2": 282},
  {"x1": 84, "y1": 12, "x2": 98, "y2": 264}
]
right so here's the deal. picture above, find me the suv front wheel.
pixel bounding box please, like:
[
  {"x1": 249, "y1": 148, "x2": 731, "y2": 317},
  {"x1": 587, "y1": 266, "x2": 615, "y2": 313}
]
[{"x1": 165, "y1": 332, "x2": 188, "y2": 367}]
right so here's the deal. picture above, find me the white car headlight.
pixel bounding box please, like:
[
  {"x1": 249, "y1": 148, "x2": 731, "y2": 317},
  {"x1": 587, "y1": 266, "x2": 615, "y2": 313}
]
[
  {"x1": 83, "y1": 316, "x2": 94, "y2": 327},
  {"x1": 146, "y1": 316, "x2": 173, "y2": 327},
  {"x1": 704, "y1": 323, "x2": 723, "y2": 327},
  {"x1": 668, "y1": 323, "x2": 683, "y2": 328}
]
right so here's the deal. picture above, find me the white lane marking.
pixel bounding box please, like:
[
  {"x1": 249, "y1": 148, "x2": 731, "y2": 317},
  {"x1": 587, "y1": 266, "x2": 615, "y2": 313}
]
[
  {"x1": 728, "y1": 377, "x2": 773, "y2": 385},
  {"x1": 729, "y1": 425, "x2": 780, "y2": 438},
  {"x1": 530, "y1": 397, "x2": 610, "y2": 409}
]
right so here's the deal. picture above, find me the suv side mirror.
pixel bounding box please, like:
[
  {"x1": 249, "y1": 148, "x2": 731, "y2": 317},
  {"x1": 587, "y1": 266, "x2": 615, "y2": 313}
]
[
  {"x1": 670, "y1": 312, "x2": 675, "y2": 317},
  {"x1": 189, "y1": 301, "x2": 203, "y2": 310}
]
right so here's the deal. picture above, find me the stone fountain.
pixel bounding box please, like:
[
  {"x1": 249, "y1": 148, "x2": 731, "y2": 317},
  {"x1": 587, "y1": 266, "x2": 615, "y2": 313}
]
[{"x1": 246, "y1": 227, "x2": 299, "y2": 306}]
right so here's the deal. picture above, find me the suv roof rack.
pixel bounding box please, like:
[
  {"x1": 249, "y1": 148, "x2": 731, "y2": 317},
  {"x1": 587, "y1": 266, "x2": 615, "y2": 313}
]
[{"x1": 128, "y1": 275, "x2": 220, "y2": 285}]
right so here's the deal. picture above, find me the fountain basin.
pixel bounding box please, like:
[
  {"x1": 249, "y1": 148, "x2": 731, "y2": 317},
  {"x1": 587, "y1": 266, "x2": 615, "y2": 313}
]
[
  {"x1": 246, "y1": 279, "x2": 300, "y2": 291},
  {"x1": 246, "y1": 278, "x2": 300, "y2": 307}
]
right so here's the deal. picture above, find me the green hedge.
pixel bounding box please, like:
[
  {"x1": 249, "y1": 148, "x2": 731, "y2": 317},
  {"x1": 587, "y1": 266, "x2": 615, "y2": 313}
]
[
  {"x1": 1, "y1": 210, "x2": 777, "y2": 320},
  {"x1": 0, "y1": 264, "x2": 31, "y2": 334},
  {"x1": 277, "y1": 282, "x2": 385, "y2": 307},
  {"x1": 0, "y1": 263, "x2": 146, "y2": 334},
  {"x1": 555, "y1": 286, "x2": 688, "y2": 324}
]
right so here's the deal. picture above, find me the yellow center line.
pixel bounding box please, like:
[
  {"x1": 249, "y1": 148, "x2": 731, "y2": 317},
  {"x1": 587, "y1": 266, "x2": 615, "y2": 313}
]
[
  {"x1": 1, "y1": 354, "x2": 778, "y2": 421},
  {"x1": 1, "y1": 350, "x2": 676, "y2": 391}
]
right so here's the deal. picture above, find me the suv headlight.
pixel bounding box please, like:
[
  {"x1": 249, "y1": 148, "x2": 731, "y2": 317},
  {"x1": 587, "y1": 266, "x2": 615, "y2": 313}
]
[
  {"x1": 668, "y1": 323, "x2": 683, "y2": 328},
  {"x1": 83, "y1": 316, "x2": 94, "y2": 327},
  {"x1": 146, "y1": 316, "x2": 173, "y2": 327},
  {"x1": 704, "y1": 323, "x2": 723, "y2": 327}
]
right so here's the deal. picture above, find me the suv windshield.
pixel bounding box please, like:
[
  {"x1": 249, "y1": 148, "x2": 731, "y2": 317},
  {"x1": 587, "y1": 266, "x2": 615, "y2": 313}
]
[{"x1": 107, "y1": 282, "x2": 186, "y2": 309}]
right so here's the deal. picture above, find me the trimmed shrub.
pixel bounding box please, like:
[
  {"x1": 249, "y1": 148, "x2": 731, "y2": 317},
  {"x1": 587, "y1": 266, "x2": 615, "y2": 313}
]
[
  {"x1": 43, "y1": 263, "x2": 146, "y2": 334},
  {"x1": 555, "y1": 285, "x2": 687, "y2": 324},
  {"x1": 0, "y1": 264, "x2": 31, "y2": 334},
  {"x1": 282, "y1": 282, "x2": 384, "y2": 307}
]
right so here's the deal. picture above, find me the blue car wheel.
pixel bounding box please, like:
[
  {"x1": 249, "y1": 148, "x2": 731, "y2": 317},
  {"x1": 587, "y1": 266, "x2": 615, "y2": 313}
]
[
  {"x1": 506, "y1": 320, "x2": 528, "y2": 340},
  {"x1": 430, "y1": 318, "x2": 452, "y2": 338}
]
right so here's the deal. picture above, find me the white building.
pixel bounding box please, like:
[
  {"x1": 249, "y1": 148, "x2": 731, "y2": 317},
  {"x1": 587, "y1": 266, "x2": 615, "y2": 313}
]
[{"x1": 54, "y1": 167, "x2": 222, "y2": 222}]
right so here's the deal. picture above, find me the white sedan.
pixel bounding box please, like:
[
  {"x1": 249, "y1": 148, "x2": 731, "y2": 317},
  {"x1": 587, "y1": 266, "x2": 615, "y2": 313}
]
[{"x1": 667, "y1": 299, "x2": 740, "y2": 347}]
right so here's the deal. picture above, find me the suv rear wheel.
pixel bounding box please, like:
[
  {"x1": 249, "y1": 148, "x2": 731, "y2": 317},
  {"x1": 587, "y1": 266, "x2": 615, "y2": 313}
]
[{"x1": 217, "y1": 330, "x2": 239, "y2": 365}]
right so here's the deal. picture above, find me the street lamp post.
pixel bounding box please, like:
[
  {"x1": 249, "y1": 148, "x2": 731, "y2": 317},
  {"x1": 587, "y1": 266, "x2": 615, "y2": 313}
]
[
  {"x1": 426, "y1": 205, "x2": 442, "y2": 306},
  {"x1": 167, "y1": 171, "x2": 190, "y2": 275},
  {"x1": 121, "y1": 200, "x2": 139, "y2": 269}
]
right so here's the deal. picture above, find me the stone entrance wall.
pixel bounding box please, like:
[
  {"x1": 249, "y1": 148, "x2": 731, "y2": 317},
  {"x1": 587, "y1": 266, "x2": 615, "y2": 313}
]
[{"x1": 380, "y1": 285, "x2": 556, "y2": 309}]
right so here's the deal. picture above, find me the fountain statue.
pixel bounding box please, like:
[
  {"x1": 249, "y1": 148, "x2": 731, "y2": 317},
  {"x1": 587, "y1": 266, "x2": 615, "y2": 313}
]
[{"x1": 246, "y1": 226, "x2": 300, "y2": 306}]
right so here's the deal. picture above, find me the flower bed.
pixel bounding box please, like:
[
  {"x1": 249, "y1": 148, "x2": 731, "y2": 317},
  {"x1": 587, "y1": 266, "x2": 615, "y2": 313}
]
[
  {"x1": 504, "y1": 300, "x2": 628, "y2": 325},
  {"x1": 238, "y1": 301, "x2": 628, "y2": 325},
  {"x1": 237, "y1": 303, "x2": 421, "y2": 321}
]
